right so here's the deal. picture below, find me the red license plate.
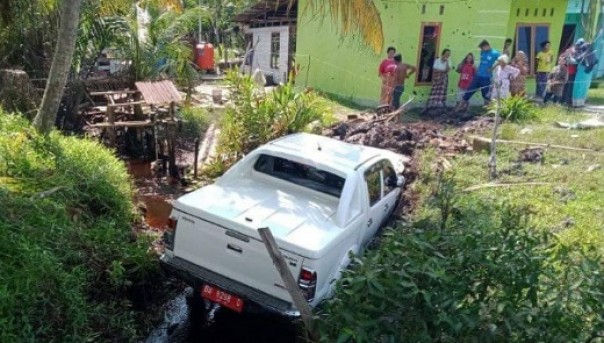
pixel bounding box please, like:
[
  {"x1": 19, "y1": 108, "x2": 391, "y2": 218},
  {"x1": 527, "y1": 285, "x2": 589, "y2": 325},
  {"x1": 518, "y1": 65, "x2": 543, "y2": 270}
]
[{"x1": 201, "y1": 284, "x2": 244, "y2": 313}]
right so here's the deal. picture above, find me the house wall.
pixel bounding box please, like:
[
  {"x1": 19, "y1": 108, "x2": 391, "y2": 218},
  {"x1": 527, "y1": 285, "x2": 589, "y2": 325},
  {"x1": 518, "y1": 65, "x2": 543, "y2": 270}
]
[
  {"x1": 505, "y1": 0, "x2": 569, "y2": 93},
  {"x1": 295, "y1": 0, "x2": 570, "y2": 106},
  {"x1": 248, "y1": 25, "x2": 290, "y2": 84}
]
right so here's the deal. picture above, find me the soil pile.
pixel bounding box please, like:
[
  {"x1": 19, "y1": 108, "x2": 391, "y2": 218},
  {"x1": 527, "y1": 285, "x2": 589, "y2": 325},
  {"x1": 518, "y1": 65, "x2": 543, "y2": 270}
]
[{"x1": 325, "y1": 118, "x2": 475, "y2": 157}]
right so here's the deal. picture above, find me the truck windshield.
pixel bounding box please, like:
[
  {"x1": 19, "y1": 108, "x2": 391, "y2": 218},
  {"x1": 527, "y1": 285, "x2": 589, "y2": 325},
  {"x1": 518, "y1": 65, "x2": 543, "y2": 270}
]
[{"x1": 253, "y1": 154, "x2": 345, "y2": 198}]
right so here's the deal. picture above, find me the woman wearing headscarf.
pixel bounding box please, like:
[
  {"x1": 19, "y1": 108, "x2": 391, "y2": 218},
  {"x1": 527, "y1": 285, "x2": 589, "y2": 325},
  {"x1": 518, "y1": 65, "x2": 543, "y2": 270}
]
[
  {"x1": 560, "y1": 40, "x2": 580, "y2": 106},
  {"x1": 492, "y1": 55, "x2": 520, "y2": 99},
  {"x1": 510, "y1": 51, "x2": 528, "y2": 97},
  {"x1": 572, "y1": 38, "x2": 599, "y2": 107}
]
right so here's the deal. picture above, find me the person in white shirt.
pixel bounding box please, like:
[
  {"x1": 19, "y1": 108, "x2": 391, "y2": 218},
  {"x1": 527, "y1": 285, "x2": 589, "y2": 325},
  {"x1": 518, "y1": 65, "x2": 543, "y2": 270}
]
[
  {"x1": 424, "y1": 48, "x2": 451, "y2": 111},
  {"x1": 492, "y1": 55, "x2": 520, "y2": 99}
]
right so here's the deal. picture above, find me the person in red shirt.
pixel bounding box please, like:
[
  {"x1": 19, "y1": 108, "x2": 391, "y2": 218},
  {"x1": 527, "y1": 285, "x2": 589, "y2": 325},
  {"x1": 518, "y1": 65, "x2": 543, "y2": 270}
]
[
  {"x1": 378, "y1": 46, "x2": 397, "y2": 106},
  {"x1": 455, "y1": 53, "x2": 476, "y2": 107}
]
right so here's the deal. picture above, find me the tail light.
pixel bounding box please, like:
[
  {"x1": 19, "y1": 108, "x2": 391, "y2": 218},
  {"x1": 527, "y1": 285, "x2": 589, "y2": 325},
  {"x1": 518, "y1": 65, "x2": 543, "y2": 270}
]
[
  {"x1": 298, "y1": 268, "x2": 317, "y2": 302},
  {"x1": 164, "y1": 217, "x2": 178, "y2": 251}
]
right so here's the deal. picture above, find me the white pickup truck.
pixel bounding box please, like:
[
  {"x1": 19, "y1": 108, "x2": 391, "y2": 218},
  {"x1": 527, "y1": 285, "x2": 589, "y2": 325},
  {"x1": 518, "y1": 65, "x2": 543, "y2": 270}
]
[{"x1": 161, "y1": 133, "x2": 405, "y2": 316}]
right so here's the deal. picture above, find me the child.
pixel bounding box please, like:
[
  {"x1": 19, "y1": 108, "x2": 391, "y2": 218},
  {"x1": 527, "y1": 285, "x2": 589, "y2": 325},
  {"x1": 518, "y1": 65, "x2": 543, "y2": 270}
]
[
  {"x1": 544, "y1": 58, "x2": 569, "y2": 105},
  {"x1": 492, "y1": 55, "x2": 520, "y2": 99},
  {"x1": 455, "y1": 53, "x2": 476, "y2": 106},
  {"x1": 536, "y1": 41, "x2": 554, "y2": 98}
]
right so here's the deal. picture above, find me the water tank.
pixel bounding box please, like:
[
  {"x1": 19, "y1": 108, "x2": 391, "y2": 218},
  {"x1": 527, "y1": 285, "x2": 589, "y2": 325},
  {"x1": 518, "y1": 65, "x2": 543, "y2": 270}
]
[{"x1": 195, "y1": 43, "x2": 215, "y2": 72}]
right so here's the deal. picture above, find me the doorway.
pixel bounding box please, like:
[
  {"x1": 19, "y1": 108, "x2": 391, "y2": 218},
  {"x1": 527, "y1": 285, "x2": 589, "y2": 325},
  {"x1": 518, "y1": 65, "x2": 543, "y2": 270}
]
[{"x1": 559, "y1": 24, "x2": 577, "y2": 57}]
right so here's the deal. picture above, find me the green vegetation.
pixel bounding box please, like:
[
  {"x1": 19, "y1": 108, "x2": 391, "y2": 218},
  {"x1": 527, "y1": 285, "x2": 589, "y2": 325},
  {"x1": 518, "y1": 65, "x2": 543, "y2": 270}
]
[
  {"x1": 0, "y1": 112, "x2": 161, "y2": 342},
  {"x1": 205, "y1": 71, "x2": 335, "y2": 176},
  {"x1": 180, "y1": 106, "x2": 210, "y2": 177},
  {"x1": 487, "y1": 96, "x2": 538, "y2": 122},
  {"x1": 588, "y1": 85, "x2": 604, "y2": 106},
  {"x1": 317, "y1": 103, "x2": 604, "y2": 342}
]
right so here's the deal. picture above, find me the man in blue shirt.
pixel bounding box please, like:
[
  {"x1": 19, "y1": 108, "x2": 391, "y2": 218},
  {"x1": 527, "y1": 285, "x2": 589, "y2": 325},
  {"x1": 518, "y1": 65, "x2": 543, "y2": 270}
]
[{"x1": 457, "y1": 40, "x2": 500, "y2": 111}]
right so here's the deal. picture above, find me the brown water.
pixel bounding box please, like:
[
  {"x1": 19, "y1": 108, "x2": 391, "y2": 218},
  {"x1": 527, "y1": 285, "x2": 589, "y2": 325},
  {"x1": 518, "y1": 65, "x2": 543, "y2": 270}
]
[{"x1": 139, "y1": 194, "x2": 173, "y2": 229}]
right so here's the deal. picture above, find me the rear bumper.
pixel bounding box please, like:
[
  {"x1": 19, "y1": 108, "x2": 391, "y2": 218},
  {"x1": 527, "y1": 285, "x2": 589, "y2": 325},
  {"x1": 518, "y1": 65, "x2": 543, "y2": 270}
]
[{"x1": 160, "y1": 252, "x2": 300, "y2": 317}]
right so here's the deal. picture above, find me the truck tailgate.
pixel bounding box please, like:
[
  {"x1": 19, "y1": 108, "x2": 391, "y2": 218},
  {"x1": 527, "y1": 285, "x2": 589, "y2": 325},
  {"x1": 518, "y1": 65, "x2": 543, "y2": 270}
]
[{"x1": 173, "y1": 212, "x2": 304, "y2": 303}]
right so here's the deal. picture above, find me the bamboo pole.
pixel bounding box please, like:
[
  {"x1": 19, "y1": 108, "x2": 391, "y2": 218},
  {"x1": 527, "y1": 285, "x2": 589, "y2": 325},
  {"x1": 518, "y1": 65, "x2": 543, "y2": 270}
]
[{"x1": 258, "y1": 227, "x2": 316, "y2": 340}]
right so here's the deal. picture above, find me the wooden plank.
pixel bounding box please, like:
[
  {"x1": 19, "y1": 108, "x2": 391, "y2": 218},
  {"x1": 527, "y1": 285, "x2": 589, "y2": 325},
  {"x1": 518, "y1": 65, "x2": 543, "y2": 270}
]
[
  {"x1": 258, "y1": 227, "x2": 315, "y2": 338},
  {"x1": 89, "y1": 90, "x2": 138, "y2": 96},
  {"x1": 107, "y1": 101, "x2": 147, "y2": 108},
  {"x1": 89, "y1": 121, "x2": 155, "y2": 128},
  {"x1": 89, "y1": 120, "x2": 178, "y2": 128},
  {"x1": 469, "y1": 135, "x2": 604, "y2": 154}
]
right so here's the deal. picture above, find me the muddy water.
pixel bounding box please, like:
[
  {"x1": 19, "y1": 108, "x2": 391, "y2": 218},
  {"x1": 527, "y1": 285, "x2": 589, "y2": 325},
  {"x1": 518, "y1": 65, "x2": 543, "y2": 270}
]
[
  {"x1": 140, "y1": 194, "x2": 173, "y2": 229},
  {"x1": 144, "y1": 288, "x2": 299, "y2": 343}
]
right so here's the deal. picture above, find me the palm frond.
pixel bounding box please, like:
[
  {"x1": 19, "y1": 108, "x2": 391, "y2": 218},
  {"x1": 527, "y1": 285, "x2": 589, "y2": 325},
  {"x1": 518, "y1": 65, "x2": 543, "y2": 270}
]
[{"x1": 305, "y1": 0, "x2": 384, "y2": 54}]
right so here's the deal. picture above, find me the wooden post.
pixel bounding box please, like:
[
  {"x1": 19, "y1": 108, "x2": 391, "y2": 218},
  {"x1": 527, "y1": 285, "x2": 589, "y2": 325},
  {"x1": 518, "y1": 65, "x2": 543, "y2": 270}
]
[
  {"x1": 488, "y1": 82, "x2": 502, "y2": 181},
  {"x1": 107, "y1": 105, "x2": 116, "y2": 147},
  {"x1": 258, "y1": 227, "x2": 316, "y2": 339},
  {"x1": 167, "y1": 102, "x2": 178, "y2": 178}
]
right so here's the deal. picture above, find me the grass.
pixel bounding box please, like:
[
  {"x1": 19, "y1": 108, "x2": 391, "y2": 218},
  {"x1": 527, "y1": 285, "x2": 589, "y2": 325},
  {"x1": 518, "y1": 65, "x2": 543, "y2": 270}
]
[
  {"x1": 413, "y1": 104, "x2": 604, "y2": 250},
  {"x1": 0, "y1": 112, "x2": 166, "y2": 342},
  {"x1": 317, "y1": 102, "x2": 604, "y2": 342},
  {"x1": 588, "y1": 86, "x2": 604, "y2": 105}
]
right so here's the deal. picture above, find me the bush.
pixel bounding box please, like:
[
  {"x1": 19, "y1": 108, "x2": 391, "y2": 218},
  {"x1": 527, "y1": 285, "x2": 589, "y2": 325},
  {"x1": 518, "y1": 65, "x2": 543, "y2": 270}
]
[
  {"x1": 209, "y1": 70, "x2": 334, "y2": 174},
  {"x1": 0, "y1": 112, "x2": 159, "y2": 342},
  {"x1": 316, "y1": 176, "x2": 604, "y2": 343},
  {"x1": 488, "y1": 96, "x2": 537, "y2": 122}
]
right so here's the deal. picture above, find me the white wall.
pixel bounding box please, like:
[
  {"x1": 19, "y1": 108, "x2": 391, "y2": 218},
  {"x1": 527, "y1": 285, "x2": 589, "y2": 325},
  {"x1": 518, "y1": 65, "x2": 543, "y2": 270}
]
[{"x1": 248, "y1": 26, "x2": 290, "y2": 84}]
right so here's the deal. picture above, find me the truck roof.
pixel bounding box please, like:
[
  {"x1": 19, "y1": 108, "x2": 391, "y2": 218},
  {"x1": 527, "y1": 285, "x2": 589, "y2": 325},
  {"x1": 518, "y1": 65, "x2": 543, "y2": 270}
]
[{"x1": 264, "y1": 133, "x2": 383, "y2": 174}]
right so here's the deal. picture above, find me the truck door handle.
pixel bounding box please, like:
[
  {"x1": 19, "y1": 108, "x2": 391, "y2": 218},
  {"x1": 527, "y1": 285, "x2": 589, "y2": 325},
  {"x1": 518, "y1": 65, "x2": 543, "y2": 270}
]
[
  {"x1": 227, "y1": 244, "x2": 243, "y2": 254},
  {"x1": 367, "y1": 218, "x2": 373, "y2": 227}
]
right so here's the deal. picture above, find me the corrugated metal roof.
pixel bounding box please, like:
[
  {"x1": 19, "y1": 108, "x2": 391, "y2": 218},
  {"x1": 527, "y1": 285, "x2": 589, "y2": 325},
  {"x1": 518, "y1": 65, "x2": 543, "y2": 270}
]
[
  {"x1": 135, "y1": 80, "x2": 182, "y2": 106},
  {"x1": 234, "y1": 0, "x2": 296, "y2": 23}
]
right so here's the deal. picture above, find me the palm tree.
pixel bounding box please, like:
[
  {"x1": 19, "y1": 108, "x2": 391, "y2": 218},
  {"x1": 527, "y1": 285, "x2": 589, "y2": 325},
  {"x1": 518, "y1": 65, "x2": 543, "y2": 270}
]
[
  {"x1": 303, "y1": 0, "x2": 384, "y2": 53},
  {"x1": 33, "y1": 0, "x2": 83, "y2": 133},
  {"x1": 580, "y1": 0, "x2": 602, "y2": 42}
]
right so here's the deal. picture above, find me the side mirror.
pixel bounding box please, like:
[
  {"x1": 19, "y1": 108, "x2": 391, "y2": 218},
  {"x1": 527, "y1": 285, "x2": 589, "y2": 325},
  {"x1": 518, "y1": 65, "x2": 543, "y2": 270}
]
[
  {"x1": 387, "y1": 174, "x2": 405, "y2": 188},
  {"x1": 396, "y1": 176, "x2": 405, "y2": 187}
]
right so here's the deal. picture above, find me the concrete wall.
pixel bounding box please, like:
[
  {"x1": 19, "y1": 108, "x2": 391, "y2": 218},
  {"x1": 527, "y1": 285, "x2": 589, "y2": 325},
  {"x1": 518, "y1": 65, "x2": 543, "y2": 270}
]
[
  {"x1": 247, "y1": 25, "x2": 290, "y2": 84},
  {"x1": 295, "y1": 0, "x2": 570, "y2": 106}
]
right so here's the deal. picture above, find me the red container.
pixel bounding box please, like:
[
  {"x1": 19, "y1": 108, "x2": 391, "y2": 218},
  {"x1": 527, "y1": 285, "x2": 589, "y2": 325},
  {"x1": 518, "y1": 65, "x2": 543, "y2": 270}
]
[{"x1": 195, "y1": 43, "x2": 215, "y2": 71}]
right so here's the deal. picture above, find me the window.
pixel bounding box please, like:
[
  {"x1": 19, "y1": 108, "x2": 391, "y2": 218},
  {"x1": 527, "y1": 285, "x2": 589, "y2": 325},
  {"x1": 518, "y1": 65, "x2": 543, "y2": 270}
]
[
  {"x1": 270, "y1": 32, "x2": 280, "y2": 69},
  {"x1": 416, "y1": 23, "x2": 442, "y2": 84},
  {"x1": 253, "y1": 154, "x2": 345, "y2": 198},
  {"x1": 381, "y1": 160, "x2": 397, "y2": 196},
  {"x1": 515, "y1": 24, "x2": 549, "y2": 75},
  {"x1": 364, "y1": 164, "x2": 382, "y2": 207}
]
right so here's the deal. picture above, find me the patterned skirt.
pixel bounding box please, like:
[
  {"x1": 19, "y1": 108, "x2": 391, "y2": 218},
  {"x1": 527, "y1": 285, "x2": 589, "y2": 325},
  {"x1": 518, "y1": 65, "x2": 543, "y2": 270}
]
[
  {"x1": 380, "y1": 74, "x2": 395, "y2": 106},
  {"x1": 426, "y1": 72, "x2": 448, "y2": 108}
]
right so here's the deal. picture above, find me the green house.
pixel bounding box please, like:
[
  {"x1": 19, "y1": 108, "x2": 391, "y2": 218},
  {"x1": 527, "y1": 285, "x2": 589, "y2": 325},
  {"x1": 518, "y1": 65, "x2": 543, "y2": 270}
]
[{"x1": 295, "y1": 0, "x2": 570, "y2": 106}]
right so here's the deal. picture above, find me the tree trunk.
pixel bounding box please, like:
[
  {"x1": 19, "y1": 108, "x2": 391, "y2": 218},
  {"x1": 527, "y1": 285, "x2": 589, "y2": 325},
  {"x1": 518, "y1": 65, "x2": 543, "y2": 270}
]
[{"x1": 33, "y1": 0, "x2": 83, "y2": 134}]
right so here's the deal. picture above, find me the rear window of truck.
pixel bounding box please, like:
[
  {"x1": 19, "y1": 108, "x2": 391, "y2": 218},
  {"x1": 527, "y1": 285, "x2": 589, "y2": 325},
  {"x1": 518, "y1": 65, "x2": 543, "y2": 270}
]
[{"x1": 253, "y1": 154, "x2": 345, "y2": 198}]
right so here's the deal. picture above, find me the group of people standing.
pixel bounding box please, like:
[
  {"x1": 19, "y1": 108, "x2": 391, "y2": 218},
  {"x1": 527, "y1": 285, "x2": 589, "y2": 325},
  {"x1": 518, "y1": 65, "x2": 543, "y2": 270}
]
[{"x1": 378, "y1": 37, "x2": 598, "y2": 112}]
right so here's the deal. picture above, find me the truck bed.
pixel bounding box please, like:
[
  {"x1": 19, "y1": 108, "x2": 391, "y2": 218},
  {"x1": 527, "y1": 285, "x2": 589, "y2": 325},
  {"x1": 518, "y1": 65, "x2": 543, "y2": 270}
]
[{"x1": 173, "y1": 177, "x2": 344, "y2": 258}]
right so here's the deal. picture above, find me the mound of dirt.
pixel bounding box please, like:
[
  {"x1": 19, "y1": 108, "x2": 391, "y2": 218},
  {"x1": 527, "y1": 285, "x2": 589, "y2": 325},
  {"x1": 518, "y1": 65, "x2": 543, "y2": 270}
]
[{"x1": 325, "y1": 119, "x2": 473, "y2": 157}]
